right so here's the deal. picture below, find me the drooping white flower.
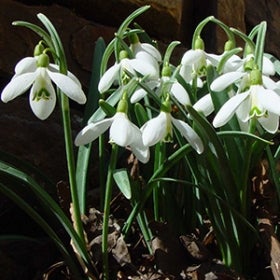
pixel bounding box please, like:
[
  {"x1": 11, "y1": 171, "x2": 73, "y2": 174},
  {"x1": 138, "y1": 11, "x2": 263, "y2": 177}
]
[
  {"x1": 1, "y1": 53, "x2": 86, "y2": 120},
  {"x1": 98, "y1": 50, "x2": 160, "y2": 93},
  {"x1": 130, "y1": 63, "x2": 191, "y2": 106},
  {"x1": 131, "y1": 41, "x2": 162, "y2": 63},
  {"x1": 213, "y1": 69, "x2": 280, "y2": 133},
  {"x1": 13, "y1": 56, "x2": 82, "y2": 87},
  {"x1": 75, "y1": 103, "x2": 150, "y2": 163},
  {"x1": 141, "y1": 110, "x2": 203, "y2": 154},
  {"x1": 179, "y1": 47, "x2": 220, "y2": 85},
  {"x1": 211, "y1": 54, "x2": 276, "y2": 93}
]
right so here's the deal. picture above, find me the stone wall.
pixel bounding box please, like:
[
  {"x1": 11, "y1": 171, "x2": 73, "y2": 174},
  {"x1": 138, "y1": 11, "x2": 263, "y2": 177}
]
[{"x1": 1, "y1": 0, "x2": 280, "y2": 183}]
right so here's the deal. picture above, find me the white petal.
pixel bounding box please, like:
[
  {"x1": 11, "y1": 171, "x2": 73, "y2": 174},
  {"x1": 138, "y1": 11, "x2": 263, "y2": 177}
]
[
  {"x1": 141, "y1": 112, "x2": 167, "y2": 146},
  {"x1": 171, "y1": 117, "x2": 204, "y2": 154},
  {"x1": 139, "y1": 43, "x2": 162, "y2": 62},
  {"x1": 196, "y1": 77, "x2": 204, "y2": 88},
  {"x1": 1, "y1": 72, "x2": 36, "y2": 102},
  {"x1": 75, "y1": 118, "x2": 113, "y2": 146},
  {"x1": 193, "y1": 94, "x2": 214, "y2": 117},
  {"x1": 256, "y1": 87, "x2": 280, "y2": 115},
  {"x1": 213, "y1": 91, "x2": 250, "y2": 127},
  {"x1": 263, "y1": 56, "x2": 275, "y2": 76},
  {"x1": 171, "y1": 81, "x2": 190, "y2": 106},
  {"x1": 130, "y1": 87, "x2": 147, "y2": 103},
  {"x1": 210, "y1": 71, "x2": 245, "y2": 92},
  {"x1": 181, "y1": 49, "x2": 204, "y2": 65},
  {"x1": 205, "y1": 53, "x2": 221, "y2": 67},
  {"x1": 179, "y1": 64, "x2": 192, "y2": 83},
  {"x1": 130, "y1": 53, "x2": 159, "y2": 79},
  {"x1": 236, "y1": 96, "x2": 251, "y2": 122},
  {"x1": 130, "y1": 145, "x2": 150, "y2": 163},
  {"x1": 129, "y1": 128, "x2": 150, "y2": 163},
  {"x1": 223, "y1": 55, "x2": 243, "y2": 73},
  {"x1": 14, "y1": 57, "x2": 37, "y2": 75},
  {"x1": 29, "y1": 78, "x2": 56, "y2": 120},
  {"x1": 98, "y1": 63, "x2": 121, "y2": 93},
  {"x1": 258, "y1": 113, "x2": 279, "y2": 134},
  {"x1": 48, "y1": 70, "x2": 86, "y2": 104},
  {"x1": 110, "y1": 113, "x2": 136, "y2": 146},
  {"x1": 262, "y1": 75, "x2": 278, "y2": 90},
  {"x1": 49, "y1": 64, "x2": 82, "y2": 88}
]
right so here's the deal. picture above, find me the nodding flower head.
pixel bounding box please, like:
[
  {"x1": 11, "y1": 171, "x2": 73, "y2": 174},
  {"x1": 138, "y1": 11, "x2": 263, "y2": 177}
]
[{"x1": 1, "y1": 51, "x2": 86, "y2": 120}]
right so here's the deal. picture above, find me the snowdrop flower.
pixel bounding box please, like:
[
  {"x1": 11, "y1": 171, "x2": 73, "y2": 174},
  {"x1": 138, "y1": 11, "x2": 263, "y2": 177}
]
[
  {"x1": 213, "y1": 69, "x2": 280, "y2": 133},
  {"x1": 130, "y1": 34, "x2": 162, "y2": 63},
  {"x1": 130, "y1": 64, "x2": 191, "y2": 106},
  {"x1": 141, "y1": 98, "x2": 204, "y2": 154},
  {"x1": 211, "y1": 54, "x2": 276, "y2": 93},
  {"x1": 75, "y1": 98, "x2": 150, "y2": 163},
  {"x1": 179, "y1": 37, "x2": 220, "y2": 85},
  {"x1": 14, "y1": 56, "x2": 82, "y2": 87},
  {"x1": 98, "y1": 50, "x2": 160, "y2": 93},
  {"x1": 1, "y1": 53, "x2": 86, "y2": 120}
]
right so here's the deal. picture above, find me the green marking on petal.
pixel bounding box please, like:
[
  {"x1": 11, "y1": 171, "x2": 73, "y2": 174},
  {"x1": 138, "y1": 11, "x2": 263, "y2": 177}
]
[
  {"x1": 164, "y1": 132, "x2": 173, "y2": 143},
  {"x1": 33, "y1": 88, "x2": 51, "y2": 101},
  {"x1": 250, "y1": 106, "x2": 265, "y2": 117}
]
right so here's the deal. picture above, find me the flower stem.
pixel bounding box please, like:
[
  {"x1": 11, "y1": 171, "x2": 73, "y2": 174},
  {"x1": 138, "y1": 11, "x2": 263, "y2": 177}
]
[
  {"x1": 60, "y1": 92, "x2": 86, "y2": 245},
  {"x1": 102, "y1": 144, "x2": 119, "y2": 280}
]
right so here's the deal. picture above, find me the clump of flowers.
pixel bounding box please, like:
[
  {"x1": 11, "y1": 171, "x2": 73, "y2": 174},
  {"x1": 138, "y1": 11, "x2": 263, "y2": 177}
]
[{"x1": 1, "y1": 6, "x2": 280, "y2": 280}]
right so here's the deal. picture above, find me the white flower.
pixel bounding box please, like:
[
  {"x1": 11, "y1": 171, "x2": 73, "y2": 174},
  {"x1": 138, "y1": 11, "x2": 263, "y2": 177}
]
[
  {"x1": 75, "y1": 112, "x2": 150, "y2": 163},
  {"x1": 179, "y1": 49, "x2": 220, "y2": 84},
  {"x1": 131, "y1": 41, "x2": 162, "y2": 63},
  {"x1": 213, "y1": 84, "x2": 280, "y2": 133},
  {"x1": 130, "y1": 77, "x2": 191, "y2": 106},
  {"x1": 98, "y1": 52, "x2": 160, "y2": 93},
  {"x1": 14, "y1": 56, "x2": 82, "y2": 87},
  {"x1": 1, "y1": 54, "x2": 86, "y2": 120},
  {"x1": 141, "y1": 111, "x2": 204, "y2": 154},
  {"x1": 210, "y1": 71, "x2": 247, "y2": 92}
]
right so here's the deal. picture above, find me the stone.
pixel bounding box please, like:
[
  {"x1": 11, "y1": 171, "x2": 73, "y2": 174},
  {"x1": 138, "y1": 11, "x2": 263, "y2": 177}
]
[
  {"x1": 215, "y1": 0, "x2": 246, "y2": 53},
  {"x1": 0, "y1": 0, "x2": 116, "y2": 89},
  {"x1": 64, "y1": 0, "x2": 189, "y2": 43},
  {"x1": 245, "y1": 0, "x2": 280, "y2": 59}
]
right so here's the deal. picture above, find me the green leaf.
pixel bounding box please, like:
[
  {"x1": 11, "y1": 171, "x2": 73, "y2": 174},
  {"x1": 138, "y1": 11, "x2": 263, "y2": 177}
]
[
  {"x1": 76, "y1": 38, "x2": 106, "y2": 214},
  {"x1": 134, "y1": 102, "x2": 149, "y2": 126},
  {"x1": 254, "y1": 21, "x2": 267, "y2": 71},
  {"x1": 83, "y1": 37, "x2": 106, "y2": 124},
  {"x1": 99, "y1": 99, "x2": 116, "y2": 117},
  {"x1": 113, "y1": 169, "x2": 132, "y2": 199},
  {"x1": 0, "y1": 160, "x2": 96, "y2": 275},
  {"x1": 12, "y1": 20, "x2": 53, "y2": 49},
  {"x1": 186, "y1": 105, "x2": 238, "y2": 204},
  {"x1": 0, "y1": 182, "x2": 83, "y2": 278},
  {"x1": 37, "y1": 13, "x2": 67, "y2": 72}
]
